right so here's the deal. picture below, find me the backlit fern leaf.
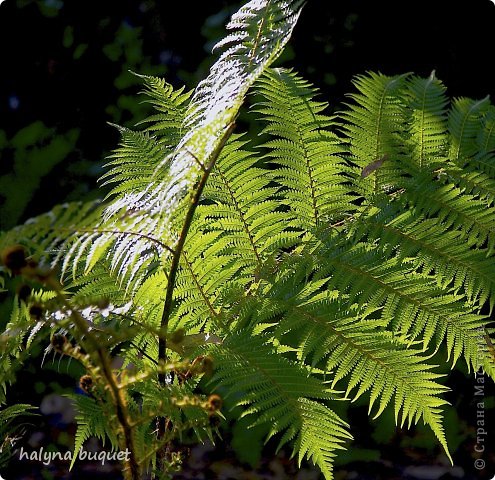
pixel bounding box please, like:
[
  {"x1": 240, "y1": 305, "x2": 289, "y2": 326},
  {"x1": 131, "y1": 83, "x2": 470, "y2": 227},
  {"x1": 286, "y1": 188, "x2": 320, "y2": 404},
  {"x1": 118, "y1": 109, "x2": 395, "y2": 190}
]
[
  {"x1": 99, "y1": 127, "x2": 167, "y2": 201},
  {"x1": 255, "y1": 68, "x2": 354, "y2": 229},
  {"x1": 201, "y1": 135, "x2": 297, "y2": 272},
  {"x1": 67, "y1": 393, "x2": 118, "y2": 470},
  {"x1": 2, "y1": 12, "x2": 495, "y2": 477},
  {"x1": 449, "y1": 96, "x2": 491, "y2": 167},
  {"x1": 403, "y1": 173, "x2": 495, "y2": 251},
  {"x1": 207, "y1": 333, "x2": 351, "y2": 478},
  {"x1": 249, "y1": 256, "x2": 452, "y2": 459},
  {"x1": 402, "y1": 72, "x2": 449, "y2": 171},
  {"x1": 315, "y1": 236, "x2": 487, "y2": 369},
  {"x1": 56, "y1": 0, "x2": 305, "y2": 293},
  {"x1": 135, "y1": 73, "x2": 191, "y2": 143},
  {"x1": 340, "y1": 72, "x2": 409, "y2": 196},
  {"x1": 357, "y1": 206, "x2": 495, "y2": 310}
]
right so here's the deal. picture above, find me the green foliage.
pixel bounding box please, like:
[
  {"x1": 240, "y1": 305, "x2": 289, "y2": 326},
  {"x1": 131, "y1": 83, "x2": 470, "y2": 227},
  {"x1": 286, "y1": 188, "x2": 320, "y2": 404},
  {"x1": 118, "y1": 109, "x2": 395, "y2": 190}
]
[
  {"x1": 0, "y1": 404, "x2": 38, "y2": 468},
  {"x1": 1, "y1": 1, "x2": 494, "y2": 479},
  {"x1": 0, "y1": 122, "x2": 79, "y2": 229},
  {"x1": 208, "y1": 333, "x2": 351, "y2": 476},
  {"x1": 66, "y1": 393, "x2": 118, "y2": 470}
]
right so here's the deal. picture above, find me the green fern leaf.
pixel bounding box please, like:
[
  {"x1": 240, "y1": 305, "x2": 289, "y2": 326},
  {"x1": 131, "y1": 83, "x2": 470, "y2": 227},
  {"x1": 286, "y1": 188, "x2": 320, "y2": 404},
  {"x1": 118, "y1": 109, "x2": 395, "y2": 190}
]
[{"x1": 208, "y1": 332, "x2": 351, "y2": 479}]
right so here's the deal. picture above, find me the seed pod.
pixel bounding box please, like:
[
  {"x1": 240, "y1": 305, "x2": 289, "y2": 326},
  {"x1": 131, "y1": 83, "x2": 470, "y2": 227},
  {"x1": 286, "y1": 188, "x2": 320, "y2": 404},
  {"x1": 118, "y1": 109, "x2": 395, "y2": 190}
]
[
  {"x1": 51, "y1": 334, "x2": 67, "y2": 352},
  {"x1": 0, "y1": 245, "x2": 27, "y2": 274},
  {"x1": 79, "y1": 375, "x2": 93, "y2": 394},
  {"x1": 207, "y1": 394, "x2": 222, "y2": 412},
  {"x1": 26, "y1": 259, "x2": 39, "y2": 268},
  {"x1": 29, "y1": 304, "x2": 44, "y2": 320}
]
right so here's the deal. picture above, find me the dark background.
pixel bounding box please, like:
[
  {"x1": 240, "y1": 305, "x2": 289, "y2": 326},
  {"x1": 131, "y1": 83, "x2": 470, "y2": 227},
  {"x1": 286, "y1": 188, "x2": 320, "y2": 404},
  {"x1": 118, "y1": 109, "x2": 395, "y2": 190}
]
[{"x1": 1, "y1": 0, "x2": 494, "y2": 479}]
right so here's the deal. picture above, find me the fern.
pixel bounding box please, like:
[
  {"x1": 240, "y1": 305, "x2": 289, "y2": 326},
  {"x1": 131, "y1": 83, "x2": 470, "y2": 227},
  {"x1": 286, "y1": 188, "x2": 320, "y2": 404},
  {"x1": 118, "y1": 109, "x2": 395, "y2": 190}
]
[
  {"x1": 1, "y1": 2, "x2": 495, "y2": 479},
  {"x1": 207, "y1": 332, "x2": 352, "y2": 477},
  {"x1": 53, "y1": 0, "x2": 305, "y2": 295},
  {"x1": 0, "y1": 404, "x2": 38, "y2": 468},
  {"x1": 66, "y1": 393, "x2": 118, "y2": 470},
  {"x1": 240, "y1": 252, "x2": 453, "y2": 459},
  {"x1": 255, "y1": 69, "x2": 355, "y2": 230}
]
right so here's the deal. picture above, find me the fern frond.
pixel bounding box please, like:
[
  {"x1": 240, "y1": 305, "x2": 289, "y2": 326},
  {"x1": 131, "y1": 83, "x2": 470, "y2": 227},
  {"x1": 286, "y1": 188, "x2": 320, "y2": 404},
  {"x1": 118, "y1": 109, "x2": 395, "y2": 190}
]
[
  {"x1": 0, "y1": 201, "x2": 103, "y2": 265},
  {"x1": 67, "y1": 393, "x2": 118, "y2": 470},
  {"x1": 255, "y1": 68, "x2": 354, "y2": 229},
  {"x1": 208, "y1": 332, "x2": 351, "y2": 478},
  {"x1": 1, "y1": 290, "x2": 59, "y2": 404},
  {"x1": 471, "y1": 106, "x2": 495, "y2": 175},
  {"x1": 52, "y1": 0, "x2": 305, "y2": 294},
  {"x1": 145, "y1": 0, "x2": 306, "y2": 235},
  {"x1": 135, "y1": 73, "x2": 191, "y2": 143},
  {"x1": 402, "y1": 173, "x2": 495, "y2": 251},
  {"x1": 99, "y1": 127, "x2": 168, "y2": 201},
  {"x1": 69, "y1": 263, "x2": 128, "y2": 306},
  {"x1": 174, "y1": 237, "x2": 234, "y2": 332},
  {"x1": 402, "y1": 72, "x2": 449, "y2": 171},
  {"x1": 0, "y1": 404, "x2": 38, "y2": 468},
  {"x1": 0, "y1": 403, "x2": 37, "y2": 422},
  {"x1": 441, "y1": 165, "x2": 495, "y2": 206},
  {"x1": 357, "y1": 206, "x2": 495, "y2": 310},
  {"x1": 150, "y1": 0, "x2": 305, "y2": 223},
  {"x1": 315, "y1": 237, "x2": 487, "y2": 369},
  {"x1": 245, "y1": 257, "x2": 453, "y2": 461},
  {"x1": 448, "y1": 96, "x2": 491, "y2": 167},
  {"x1": 201, "y1": 135, "x2": 297, "y2": 271},
  {"x1": 340, "y1": 72, "x2": 409, "y2": 196}
]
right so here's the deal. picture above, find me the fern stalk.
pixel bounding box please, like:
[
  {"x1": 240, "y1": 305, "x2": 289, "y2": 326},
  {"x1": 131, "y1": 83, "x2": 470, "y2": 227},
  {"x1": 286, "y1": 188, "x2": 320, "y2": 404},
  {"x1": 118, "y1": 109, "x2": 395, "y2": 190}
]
[
  {"x1": 45, "y1": 277, "x2": 141, "y2": 480},
  {"x1": 156, "y1": 122, "x2": 236, "y2": 456}
]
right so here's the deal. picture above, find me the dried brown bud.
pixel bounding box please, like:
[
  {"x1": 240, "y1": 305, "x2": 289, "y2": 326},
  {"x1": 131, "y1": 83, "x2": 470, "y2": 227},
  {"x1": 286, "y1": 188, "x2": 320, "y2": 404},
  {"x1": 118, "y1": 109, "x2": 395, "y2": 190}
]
[
  {"x1": 16, "y1": 284, "x2": 32, "y2": 303},
  {"x1": 51, "y1": 334, "x2": 67, "y2": 352},
  {"x1": 26, "y1": 259, "x2": 39, "y2": 269},
  {"x1": 1, "y1": 245, "x2": 27, "y2": 274},
  {"x1": 207, "y1": 394, "x2": 222, "y2": 412},
  {"x1": 29, "y1": 304, "x2": 44, "y2": 320},
  {"x1": 79, "y1": 375, "x2": 93, "y2": 393},
  {"x1": 361, "y1": 154, "x2": 389, "y2": 178}
]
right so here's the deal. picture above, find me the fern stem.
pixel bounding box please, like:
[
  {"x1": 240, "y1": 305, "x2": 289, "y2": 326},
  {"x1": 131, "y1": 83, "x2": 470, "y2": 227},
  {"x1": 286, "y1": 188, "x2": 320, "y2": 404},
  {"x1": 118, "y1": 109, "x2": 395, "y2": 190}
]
[
  {"x1": 181, "y1": 250, "x2": 220, "y2": 320},
  {"x1": 156, "y1": 122, "x2": 235, "y2": 463},
  {"x1": 158, "y1": 122, "x2": 236, "y2": 356},
  {"x1": 46, "y1": 278, "x2": 141, "y2": 480},
  {"x1": 96, "y1": 347, "x2": 140, "y2": 480}
]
